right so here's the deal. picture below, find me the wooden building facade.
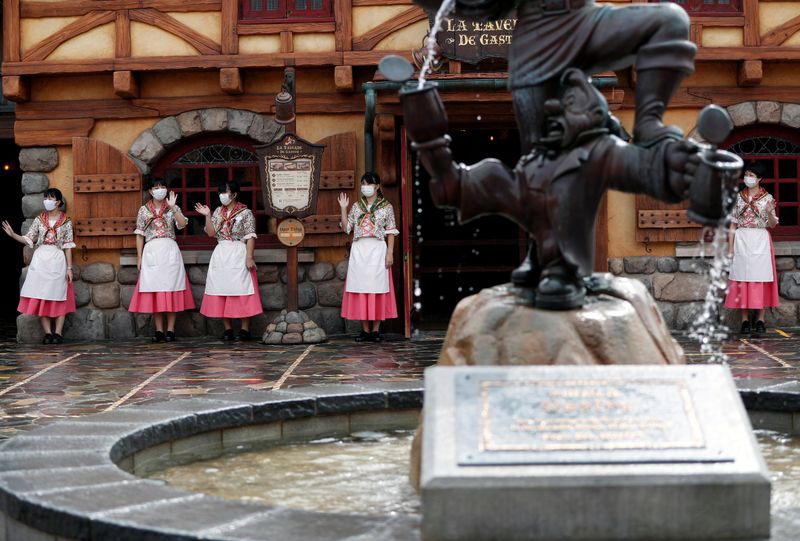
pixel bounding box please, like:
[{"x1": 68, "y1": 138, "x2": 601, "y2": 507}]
[{"x1": 3, "y1": 0, "x2": 800, "y2": 340}]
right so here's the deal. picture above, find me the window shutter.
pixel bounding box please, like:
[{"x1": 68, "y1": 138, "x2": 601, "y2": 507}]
[
  {"x1": 72, "y1": 137, "x2": 142, "y2": 249},
  {"x1": 300, "y1": 131, "x2": 356, "y2": 247},
  {"x1": 635, "y1": 194, "x2": 703, "y2": 243}
]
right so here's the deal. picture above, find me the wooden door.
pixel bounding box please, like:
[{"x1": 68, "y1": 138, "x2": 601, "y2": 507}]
[{"x1": 71, "y1": 137, "x2": 142, "y2": 250}]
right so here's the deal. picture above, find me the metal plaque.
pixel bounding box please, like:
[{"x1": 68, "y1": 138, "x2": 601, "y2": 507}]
[
  {"x1": 456, "y1": 371, "x2": 733, "y2": 465},
  {"x1": 256, "y1": 133, "x2": 325, "y2": 219},
  {"x1": 433, "y1": 14, "x2": 516, "y2": 64}
]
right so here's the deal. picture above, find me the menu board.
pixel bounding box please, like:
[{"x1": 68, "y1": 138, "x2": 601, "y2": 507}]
[{"x1": 256, "y1": 134, "x2": 325, "y2": 219}]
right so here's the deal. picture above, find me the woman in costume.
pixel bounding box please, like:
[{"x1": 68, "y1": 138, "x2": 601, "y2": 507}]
[
  {"x1": 725, "y1": 169, "x2": 780, "y2": 335},
  {"x1": 128, "y1": 178, "x2": 195, "y2": 342},
  {"x1": 3, "y1": 188, "x2": 76, "y2": 343},
  {"x1": 196, "y1": 181, "x2": 262, "y2": 340},
  {"x1": 338, "y1": 172, "x2": 398, "y2": 342}
]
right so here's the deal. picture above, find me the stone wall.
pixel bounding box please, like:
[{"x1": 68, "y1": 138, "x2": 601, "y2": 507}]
[
  {"x1": 17, "y1": 260, "x2": 356, "y2": 343},
  {"x1": 609, "y1": 256, "x2": 799, "y2": 330}
]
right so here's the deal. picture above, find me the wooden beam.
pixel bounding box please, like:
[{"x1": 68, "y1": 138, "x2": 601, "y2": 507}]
[
  {"x1": 115, "y1": 10, "x2": 131, "y2": 58},
  {"x1": 129, "y1": 9, "x2": 221, "y2": 55},
  {"x1": 690, "y1": 22, "x2": 701, "y2": 46},
  {"x1": 280, "y1": 31, "x2": 294, "y2": 53},
  {"x1": 113, "y1": 70, "x2": 140, "y2": 99},
  {"x1": 220, "y1": 67, "x2": 243, "y2": 95},
  {"x1": 695, "y1": 46, "x2": 800, "y2": 61},
  {"x1": 343, "y1": 50, "x2": 412, "y2": 65},
  {"x1": 21, "y1": 0, "x2": 221, "y2": 17},
  {"x1": 743, "y1": 0, "x2": 760, "y2": 46},
  {"x1": 334, "y1": 65, "x2": 354, "y2": 92},
  {"x1": 14, "y1": 92, "x2": 366, "y2": 121},
  {"x1": 238, "y1": 22, "x2": 335, "y2": 35},
  {"x1": 23, "y1": 10, "x2": 117, "y2": 62},
  {"x1": 737, "y1": 60, "x2": 762, "y2": 87},
  {"x1": 14, "y1": 119, "x2": 95, "y2": 147},
  {"x1": 3, "y1": 0, "x2": 21, "y2": 62},
  {"x1": 352, "y1": 6, "x2": 426, "y2": 51},
  {"x1": 760, "y1": 14, "x2": 800, "y2": 47},
  {"x1": 686, "y1": 85, "x2": 800, "y2": 105},
  {"x1": 694, "y1": 16, "x2": 745, "y2": 27},
  {"x1": 448, "y1": 60, "x2": 462, "y2": 74},
  {"x1": 221, "y1": 0, "x2": 239, "y2": 54},
  {"x1": 352, "y1": 0, "x2": 411, "y2": 5},
  {"x1": 334, "y1": 0, "x2": 353, "y2": 51},
  {"x1": 2, "y1": 76, "x2": 30, "y2": 103}
]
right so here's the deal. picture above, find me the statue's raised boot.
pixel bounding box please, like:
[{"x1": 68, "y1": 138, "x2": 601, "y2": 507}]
[
  {"x1": 510, "y1": 240, "x2": 540, "y2": 288},
  {"x1": 633, "y1": 40, "x2": 697, "y2": 147}
]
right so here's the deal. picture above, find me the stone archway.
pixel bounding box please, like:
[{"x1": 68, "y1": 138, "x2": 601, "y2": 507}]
[
  {"x1": 127, "y1": 108, "x2": 284, "y2": 173},
  {"x1": 687, "y1": 101, "x2": 800, "y2": 141}
]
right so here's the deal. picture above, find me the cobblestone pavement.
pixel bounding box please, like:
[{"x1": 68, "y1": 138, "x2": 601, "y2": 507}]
[{"x1": 0, "y1": 328, "x2": 797, "y2": 440}]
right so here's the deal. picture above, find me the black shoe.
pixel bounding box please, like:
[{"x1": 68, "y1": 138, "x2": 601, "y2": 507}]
[
  {"x1": 511, "y1": 245, "x2": 540, "y2": 287},
  {"x1": 535, "y1": 275, "x2": 585, "y2": 310},
  {"x1": 355, "y1": 331, "x2": 371, "y2": 342},
  {"x1": 152, "y1": 331, "x2": 166, "y2": 343},
  {"x1": 371, "y1": 331, "x2": 382, "y2": 343},
  {"x1": 53, "y1": 333, "x2": 64, "y2": 344},
  {"x1": 237, "y1": 329, "x2": 252, "y2": 341},
  {"x1": 740, "y1": 320, "x2": 751, "y2": 335},
  {"x1": 165, "y1": 331, "x2": 175, "y2": 342},
  {"x1": 42, "y1": 333, "x2": 53, "y2": 344},
  {"x1": 755, "y1": 320, "x2": 766, "y2": 335},
  {"x1": 222, "y1": 329, "x2": 235, "y2": 341}
]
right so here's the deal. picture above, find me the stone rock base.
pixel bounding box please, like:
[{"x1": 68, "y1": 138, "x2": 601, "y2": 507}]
[
  {"x1": 439, "y1": 276, "x2": 685, "y2": 367},
  {"x1": 262, "y1": 310, "x2": 327, "y2": 344}
]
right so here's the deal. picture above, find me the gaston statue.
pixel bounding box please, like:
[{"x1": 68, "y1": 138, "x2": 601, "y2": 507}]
[{"x1": 404, "y1": 68, "x2": 700, "y2": 309}]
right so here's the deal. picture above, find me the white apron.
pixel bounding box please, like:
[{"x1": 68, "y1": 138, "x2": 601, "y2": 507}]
[
  {"x1": 205, "y1": 240, "x2": 253, "y2": 296},
  {"x1": 345, "y1": 237, "x2": 390, "y2": 294},
  {"x1": 729, "y1": 228, "x2": 773, "y2": 282},
  {"x1": 21, "y1": 245, "x2": 67, "y2": 301},
  {"x1": 139, "y1": 237, "x2": 187, "y2": 293}
]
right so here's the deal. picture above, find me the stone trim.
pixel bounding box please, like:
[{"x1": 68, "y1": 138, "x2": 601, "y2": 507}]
[
  {"x1": 687, "y1": 100, "x2": 800, "y2": 141},
  {"x1": 128, "y1": 108, "x2": 284, "y2": 174},
  {"x1": 0, "y1": 383, "x2": 424, "y2": 541}
]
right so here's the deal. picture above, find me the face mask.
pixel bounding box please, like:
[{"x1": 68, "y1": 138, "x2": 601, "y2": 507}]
[
  {"x1": 744, "y1": 176, "x2": 758, "y2": 188},
  {"x1": 43, "y1": 199, "x2": 58, "y2": 211},
  {"x1": 219, "y1": 193, "x2": 232, "y2": 206},
  {"x1": 152, "y1": 188, "x2": 167, "y2": 201},
  {"x1": 361, "y1": 185, "x2": 376, "y2": 198}
]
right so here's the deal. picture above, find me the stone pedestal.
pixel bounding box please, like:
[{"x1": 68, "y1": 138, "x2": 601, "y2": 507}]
[
  {"x1": 420, "y1": 365, "x2": 770, "y2": 541},
  {"x1": 262, "y1": 310, "x2": 327, "y2": 344}
]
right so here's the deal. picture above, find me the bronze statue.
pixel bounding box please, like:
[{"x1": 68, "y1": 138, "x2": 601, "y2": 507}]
[{"x1": 405, "y1": 68, "x2": 708, "y2": 309}]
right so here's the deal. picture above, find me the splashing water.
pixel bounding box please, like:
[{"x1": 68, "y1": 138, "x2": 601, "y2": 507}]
[
  {"x1": 417, "y1": 0, "x2": 456, "y2": 89},
  {"x1": 687, "y1": 177, "x2": 738, "y2": 363}
]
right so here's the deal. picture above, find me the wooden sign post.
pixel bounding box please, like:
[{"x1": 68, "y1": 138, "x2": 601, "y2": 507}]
[{"x1": 256, "y1": 132, "x2": 324, "y2": 312}]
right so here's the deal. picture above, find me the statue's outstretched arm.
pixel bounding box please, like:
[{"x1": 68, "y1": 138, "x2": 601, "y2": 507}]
[{"x1": 415, "y1": 138, "x2": 520, "y2": 224}]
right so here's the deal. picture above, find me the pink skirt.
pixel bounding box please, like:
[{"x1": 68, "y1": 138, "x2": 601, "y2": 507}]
[
  {"x1": 129, "y1": 276, "x2": 196, "y2": 313},
  {"x1": 18, "y1": 282, "x2": 76, "y2": 318},
  {"x1": 341, "y1": 268, "x2": 398, "y2": 321},
  {"x1": 200, "y1": 269, "x2": 263, "y2": 319},
  {"x1": 724, "y1": 235, "x2": 780, "y2": 310}
]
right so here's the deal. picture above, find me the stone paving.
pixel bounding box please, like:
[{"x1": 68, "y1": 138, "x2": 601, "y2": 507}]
[{"x1": 0, "y1": 328, "x2": 797, "y2": 440}]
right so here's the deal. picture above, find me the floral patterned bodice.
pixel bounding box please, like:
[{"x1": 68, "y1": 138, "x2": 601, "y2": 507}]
[
  {"x1": 732, "y1": 188, "x2": 778, "y2": 229},
  {"x1": 211, "y1": 203, "x2": 257, "y2": 242},
  {"x1": 134, "y1": 201, "x2": 185, "y2": 242},
  {"x1": 345, "y1": 196, "x2": 399, "y2": 241},
  {"x1": 24, "y1": 212, "x2": 76, "y2": 250}
]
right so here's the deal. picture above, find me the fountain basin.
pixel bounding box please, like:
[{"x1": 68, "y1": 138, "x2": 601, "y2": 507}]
[{"x1": 0, "y1": 378, "x2": 799, "y2": 541}]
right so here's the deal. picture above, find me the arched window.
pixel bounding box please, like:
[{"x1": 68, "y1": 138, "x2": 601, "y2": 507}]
[
  {"x1": 725, "y1": 125, "x2": 800, "y2": 240},
  {"x1": 152, "y1": 134, "x2": 277, "y2": 248}
]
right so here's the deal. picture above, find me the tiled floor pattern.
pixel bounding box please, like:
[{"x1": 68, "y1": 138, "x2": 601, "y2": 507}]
[{"x1": 0, "y1": 328, "x2": 797, "y2": 440}]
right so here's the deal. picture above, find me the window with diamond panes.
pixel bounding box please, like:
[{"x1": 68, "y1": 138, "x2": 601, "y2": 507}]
[
  {"x1": 726, "y1": 128, "x2": 800, "y2": 239},
  {"x1": 152, "y1": 136, "x2": 278, "y2": 248},
  {"x1": 648, "y1": 0, "x2": 742, "y2": 15},
  {"x1": 240, "y1": 0, "x2": 332, "y2": 22}
]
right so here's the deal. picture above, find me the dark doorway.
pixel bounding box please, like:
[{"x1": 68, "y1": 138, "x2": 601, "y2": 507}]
[
  {"x1": 0, "y1": 140, "x2": 23, "y2": 340},
  {"x1": 412, "y1": 128, "x2": 524, "y2": 330}
]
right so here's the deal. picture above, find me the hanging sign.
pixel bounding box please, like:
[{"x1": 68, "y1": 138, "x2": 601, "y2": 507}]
[
  {"x1": 434, "y1": 14, "x2": 517, "y2": 64},
  {"x1": 256, "y1": 133, "x2": 325, "y2": 219}
]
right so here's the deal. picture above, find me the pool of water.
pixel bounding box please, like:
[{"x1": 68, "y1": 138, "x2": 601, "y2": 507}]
[
  {"x1": 148, "y1": 430, "x2": 800, "y2": 529},
  {"x1": 148, "y1": 430, "x2": 420, "y2": 516}
]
